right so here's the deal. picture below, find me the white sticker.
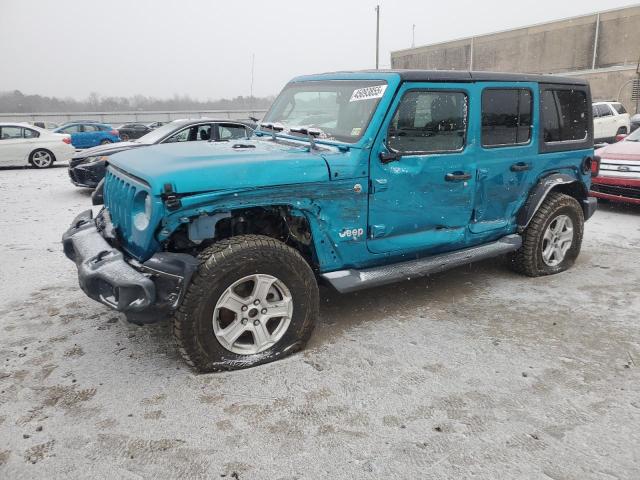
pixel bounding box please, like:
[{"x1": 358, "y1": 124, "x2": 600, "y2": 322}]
[{"x1": 349, "y1": 84, "x2": 387, "y2": 102}]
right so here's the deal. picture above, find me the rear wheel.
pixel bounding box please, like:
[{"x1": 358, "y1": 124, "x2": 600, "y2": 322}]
[
  {"x1": 174, "y1": 235, "x2": 319, "y2": 372},
  {"x1": 120, "y1": 133, "x2": 129, "y2": 141},
  {"x1": 510, "y1": 192, "x2": 584, "y2": 277},
  {"x1": 29, "y1": 149, "x2": 54, "y2": 168}
]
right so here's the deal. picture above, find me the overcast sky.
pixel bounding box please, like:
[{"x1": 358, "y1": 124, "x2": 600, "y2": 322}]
[{"x1": 1, "y1": 0, "x2": 638, "y2": 100}]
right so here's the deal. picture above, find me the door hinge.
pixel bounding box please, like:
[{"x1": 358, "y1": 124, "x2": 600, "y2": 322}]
[{"x1": 162, "y1": 183, "x2": 182, "y2": 211}]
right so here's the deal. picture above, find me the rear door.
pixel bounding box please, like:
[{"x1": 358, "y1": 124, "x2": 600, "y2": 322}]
[
  {"x1": 81, "y1": 124, "x2": 101, "y2": 147},
  {"x1": 0, "y1": 126, "x2": 27, "y2": 164},
  {"x1": 367, "y1": 83, "x2": 477, "y2": 254},
  {"x1": 471, "y1": 83, "x2": 537, "y2": 233}
]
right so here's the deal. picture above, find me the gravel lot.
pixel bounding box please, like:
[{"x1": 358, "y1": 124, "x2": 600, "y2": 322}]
[{"x1": 1, "y1": 166, "x2": 639, "y2": 479}]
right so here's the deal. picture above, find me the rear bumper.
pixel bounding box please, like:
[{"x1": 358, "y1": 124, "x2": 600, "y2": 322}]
[{"x1": 62, "y1": 209, "x2": 198, "y2": 312}]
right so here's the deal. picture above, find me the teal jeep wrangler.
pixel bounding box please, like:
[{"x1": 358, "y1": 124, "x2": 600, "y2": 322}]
[{"x1": 63, "y1": 70, "x2": 598, "y2": 371}]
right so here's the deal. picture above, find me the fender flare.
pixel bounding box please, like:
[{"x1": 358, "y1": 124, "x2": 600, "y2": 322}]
[{"x1": 517, "y1": 173, "x2": 588, "y2": 229}]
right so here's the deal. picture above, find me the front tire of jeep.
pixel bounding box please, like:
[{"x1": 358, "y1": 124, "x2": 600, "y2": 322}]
[
  {"x1": 510, "y1": 192, "x2": 584, "y2": 277},
  {"x1": 173, "y1": 235, "x2": 319, "y2": 372}
]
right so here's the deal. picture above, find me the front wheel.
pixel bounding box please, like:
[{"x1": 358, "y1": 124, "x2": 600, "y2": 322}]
[
  {"x1": 100, "y1": 139, "x2": 112, "y2": 145},
  {"x1": 174, "y1": 235, "x2": 319, "y2": 372},
  {"x1": 29, "y1": 149, "x2": 55, "y2": 168},
  {"x1": 510, "y1": 192, "x2": 584, "y2": 277}
]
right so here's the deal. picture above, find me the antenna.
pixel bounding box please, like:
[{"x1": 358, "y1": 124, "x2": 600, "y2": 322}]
[{"x1": 412, "y1": 24, "x2": 416, "y2": 47}]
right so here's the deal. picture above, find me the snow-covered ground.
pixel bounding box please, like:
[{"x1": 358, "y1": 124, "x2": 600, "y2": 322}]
[{"x1": 1, "y1": 166, "x2": 639, "y2": 479}]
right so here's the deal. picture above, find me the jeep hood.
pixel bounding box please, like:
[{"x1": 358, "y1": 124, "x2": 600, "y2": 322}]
[{"x1": 107, "y1": 139, "x2": 332, "y2": 195}]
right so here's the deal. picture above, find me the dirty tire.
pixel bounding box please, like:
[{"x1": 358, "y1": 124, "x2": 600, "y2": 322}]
[
  {"x1": 510, "y1": 192, "x2": 584, "y2": 277},
  {"x1": 174, "y1": 235, "x2": 319, "y2": 372}
]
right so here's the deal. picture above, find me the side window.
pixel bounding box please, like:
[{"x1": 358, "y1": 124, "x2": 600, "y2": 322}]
[
  {"x1": 592, "y1": 105, "x2": 600, "y2": 118},
  {"x1": 83, "y1": 124, "x2": 99, "y2": 132},
  {"x1": 481, "y1": 89, "x2": 532, "y2": 147},
  {"x1": 541, "y1": 89, "x2": 588, "y2": 143},
  {"x1": 612, "y1": 103, "x2": 627, "y2": 114},
  {"x1": 597, "y1": 104, "x2": 612, "y2": 117},
  {"x1": 218, "y1": 124, "x2": 248, "y2": 141},
  {"x1": 61, "y1": 125, "x2": 81, "y2": 133},
  {"x1": 387, "y1": 90, "x2": 468, "y2": 154},
  {"x1": 24, "y1": 128, "x2": 39, "y2": 139},
  {"x1": 196, "y1": 124, "x2": 211, "y2": 141},
  {"x1": 1, "y1": 126, "x2": 23, "y2": 139}
]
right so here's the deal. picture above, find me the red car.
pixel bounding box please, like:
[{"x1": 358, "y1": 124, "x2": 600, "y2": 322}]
[{"x1": 591, "y1": 128, "x2": 640, "y2": 205}]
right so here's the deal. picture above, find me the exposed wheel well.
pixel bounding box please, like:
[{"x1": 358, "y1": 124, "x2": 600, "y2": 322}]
[{"x1": 167, "y1": 206, "x2": 318, "y2": 269}]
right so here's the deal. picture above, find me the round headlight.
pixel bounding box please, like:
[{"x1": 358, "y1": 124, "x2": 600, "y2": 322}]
[
  {"x1": 86, "y1": 155, "x2": 108, "y2": 164},
  {"x1": 133, "y1": 192, "x2": 151, "y2": 231}
]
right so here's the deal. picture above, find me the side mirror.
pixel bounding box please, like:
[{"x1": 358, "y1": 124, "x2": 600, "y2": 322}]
[{"x1": 379, "y1": 150, "x2": 401, "y2": 164}]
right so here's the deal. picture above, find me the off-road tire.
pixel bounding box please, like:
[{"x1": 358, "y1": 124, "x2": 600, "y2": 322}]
[
  {"x1": 173, "y1": 235, "x2": 319, "y2": 372},
  {"x1": 510, "y1": 192, "x2": 584, "y2": 277}
]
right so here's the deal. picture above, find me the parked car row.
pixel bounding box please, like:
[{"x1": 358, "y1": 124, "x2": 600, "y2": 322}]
[
  {"x1": 68, "y1": 118, "x2": 254, "y2": 187},
  {"x1": 592, "y1": 101, "x2": 630, "y2": 143}
]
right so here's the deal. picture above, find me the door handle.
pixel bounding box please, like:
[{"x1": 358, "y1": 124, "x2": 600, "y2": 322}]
[
  {"x1": 510, "y1": 162, "x2": 530, "y2": 172},
  {"x1": 445, "y1": 171, "x2": 472, "y2": 182}
]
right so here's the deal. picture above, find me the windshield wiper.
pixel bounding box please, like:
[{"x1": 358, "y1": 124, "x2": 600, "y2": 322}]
[{"x1": 259, "y1": 122, "x2": 285, "y2": 140}]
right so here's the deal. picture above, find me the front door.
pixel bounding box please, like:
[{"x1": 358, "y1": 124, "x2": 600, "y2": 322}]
[{"x1": 367, "y1": 83, "x2": 477, "y2": 254}]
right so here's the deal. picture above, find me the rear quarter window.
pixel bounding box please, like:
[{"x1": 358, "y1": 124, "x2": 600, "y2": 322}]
[{"x1": 539, "y1": 85, "x2": 592, "y2": 153}]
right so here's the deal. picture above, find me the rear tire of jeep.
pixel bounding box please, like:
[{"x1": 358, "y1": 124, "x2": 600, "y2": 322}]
[
  {"x1": 173, "y1": 235, "x2": 319, "y2": 372},
  {"x1": 510, "y1": 192, "x2": 584, "y2": 277}
]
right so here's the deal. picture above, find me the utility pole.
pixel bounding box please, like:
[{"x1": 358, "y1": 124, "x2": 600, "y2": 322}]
[
  {"x1": 375, "y1": 5, "x2": 380, "y2": 70},
  {"x1": 412, "y1": 24, "x2": 415, "y2": 48}
]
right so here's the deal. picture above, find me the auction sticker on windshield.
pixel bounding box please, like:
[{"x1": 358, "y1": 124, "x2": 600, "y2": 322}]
[{"x1": 350, "y1": 84, "x2": 387, "y2": 102}]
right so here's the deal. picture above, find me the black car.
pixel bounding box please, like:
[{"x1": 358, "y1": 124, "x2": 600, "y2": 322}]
[
  {"x1": 630, "y1": 114, "x2": 640, "y2": 133},
  {"x1": 117, "y1": 121, "x2": 165, "y2": 141},
  {"x1": 68, "y1": 119, "x2": 254, "y2": 188}
]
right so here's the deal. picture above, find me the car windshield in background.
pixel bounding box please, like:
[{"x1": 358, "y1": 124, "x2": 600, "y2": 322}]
[
  {"x1": 260, "y1": 80, "x2": 388, "y2": 143},
  {"x1": 625, "y1": 128, "x2": 640, "y2": 141},
  {"x1": 135, "y1": 122, "x2": 183, "y2": 144}
]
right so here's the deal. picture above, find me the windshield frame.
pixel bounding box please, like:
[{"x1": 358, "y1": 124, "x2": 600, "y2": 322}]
[{"x1": 258, "y1": 79, "x2": 390, "y2": 146}]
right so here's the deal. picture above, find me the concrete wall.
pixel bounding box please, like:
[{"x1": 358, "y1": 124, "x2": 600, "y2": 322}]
[
  {"x1": 391, "y1": 5, "x2": 640, "y2": 113},
  {"x1": 0, "y1": 109, "x2": 268, "y2": 126}
]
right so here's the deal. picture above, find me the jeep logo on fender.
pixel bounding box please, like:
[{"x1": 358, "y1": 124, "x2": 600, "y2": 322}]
[{"x1": 339, "y1": 228, "x2": 365, "y2": 239}]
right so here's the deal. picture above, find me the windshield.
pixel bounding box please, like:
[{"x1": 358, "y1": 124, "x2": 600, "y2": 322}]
[
  {"x1": 625, "y1": 128, "x2": 640, "y2": 142},
  {"x1": 135, "y1": 121, "x2": 186, "y2": 144},
  {"x1": 260, "y1": 80, "x2": 388, "y2": 143}
]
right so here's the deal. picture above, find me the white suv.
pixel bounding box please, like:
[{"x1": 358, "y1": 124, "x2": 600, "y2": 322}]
[{"x1": 592, "y1": 101, "x2": 631, "y2": 143}]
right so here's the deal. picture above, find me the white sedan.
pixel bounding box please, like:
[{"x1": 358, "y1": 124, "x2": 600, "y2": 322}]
[{"x1": 0, "y1": 123, "x2": 75, "y2": 168}]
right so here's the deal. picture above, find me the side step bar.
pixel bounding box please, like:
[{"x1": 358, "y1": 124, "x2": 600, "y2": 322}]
[{"x1": 321, "y1": 234, "x2": 522, "y2": 294}]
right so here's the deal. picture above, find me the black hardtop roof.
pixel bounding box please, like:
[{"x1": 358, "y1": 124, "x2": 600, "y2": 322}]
[{"x1": 362, "y1": 69, "x2": 589, "y2": 86}]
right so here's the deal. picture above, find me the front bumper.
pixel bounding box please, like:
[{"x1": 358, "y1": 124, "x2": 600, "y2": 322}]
[
  {"x1": 62, "y1": 209, "x2": 198, "y2": 312},
  {"x1": 590, "y1": 176, "x2": 640, "y2": 205},
  {"x1": 68, "y1": 161, "x2": 105, "y2": 188}
]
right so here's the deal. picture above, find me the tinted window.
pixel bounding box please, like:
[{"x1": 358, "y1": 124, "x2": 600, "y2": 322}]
[
  {"x1": 83, "y1": 124, "x2": 99, "y2": 132},
  {"x1": 596, "y1": 104, "x2": 612, "y2": 117},
  {"x1": 482, "y1": 89, "x2": 532, "y2": 147},
  {"x1": 592, "y1": 105, "x2": 600, "y2": 118},
  {"x1": 218, "y1": 124, "x2": 248, "y2": 140},
  {"x1": 24, "y1": 128, "x2": 39, "y2": 139},
  {"x1": 388, "y1": 91, "x2": 467, "y2": 153},
  {"x1": 612, "y1": 103, "x2": 627, "y2": 114},
  {"x1": 0, "y1": 126, "x2": 23, "y2": 139},
  {"x1": 61, "y1": 125, "x2": 81, "y2": 133},
  {"x1": 541, "y1": 90, "x2": 588, "y2": 142}
]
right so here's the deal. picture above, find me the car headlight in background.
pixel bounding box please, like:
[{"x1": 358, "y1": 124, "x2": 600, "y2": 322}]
[{"x1": 133, "y1": 191, "x2": 151, "y2": 231}]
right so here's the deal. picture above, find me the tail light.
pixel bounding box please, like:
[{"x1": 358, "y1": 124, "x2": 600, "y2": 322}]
[
  {"x1": 591, "y1": 155, "x2": 601, "y2": 177},
  {"x1": 62, "y1": 136, "x2": 71, "y2": 144},
  {"x1": 110, "y1": 129, "x2": 119, "y2": 136}
]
